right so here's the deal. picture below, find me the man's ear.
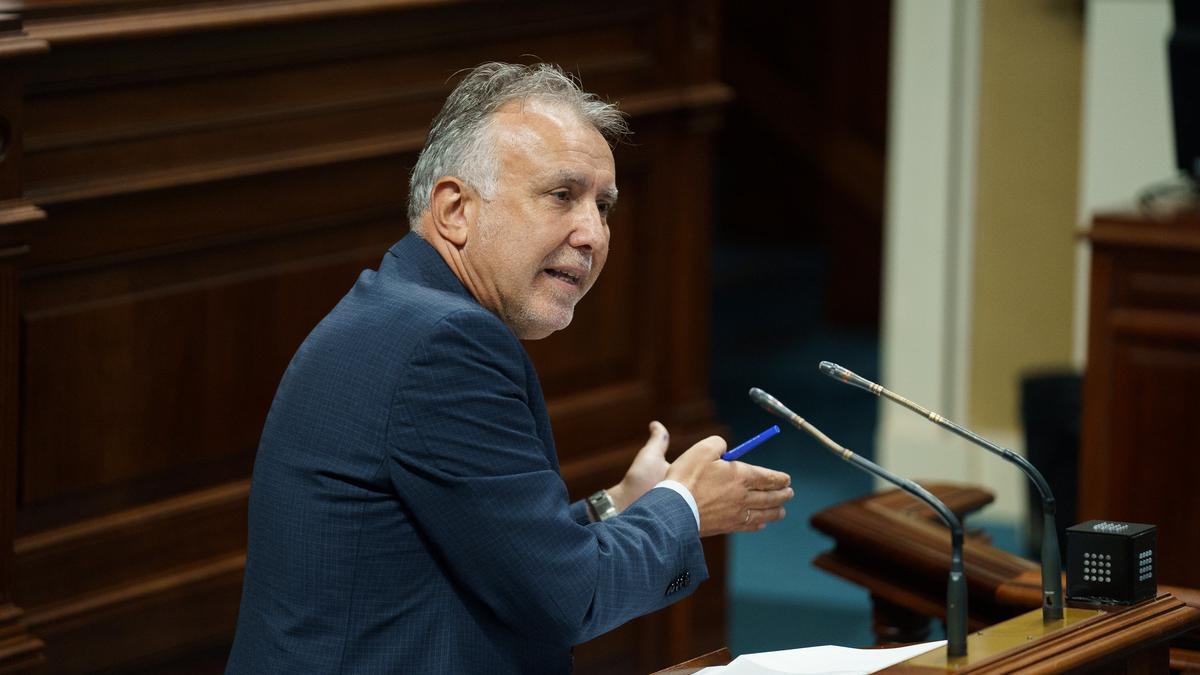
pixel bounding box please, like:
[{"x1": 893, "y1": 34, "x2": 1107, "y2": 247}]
[{"x1": 429, "y1": 176, "x2": 475, "y2": 247}]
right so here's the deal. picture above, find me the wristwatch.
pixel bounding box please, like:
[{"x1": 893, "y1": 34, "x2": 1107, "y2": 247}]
[{"x1": 587, "y1": 489, "x2": 618, "y2": 522}]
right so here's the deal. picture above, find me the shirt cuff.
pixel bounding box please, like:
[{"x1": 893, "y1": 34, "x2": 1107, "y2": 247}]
[{"x1": 655, "y1": 479, "x2": 700, "y2": 531}]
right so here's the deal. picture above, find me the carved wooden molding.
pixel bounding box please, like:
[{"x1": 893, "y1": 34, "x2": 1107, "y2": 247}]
[
  {"x1": 882, "y1": 595, "x2": 1199, "y2": 674},
  {"x1": 811, "y1": 484, "x2": 1049, "y2": 632},
  {"x1": 0, "y1": 603, "x2": 44, "y2": 673},
  {"x1": 22, "y1": 553, "x2": 243, "y2": 629},
  {"x1": 15, "y1": 481, "x2": 248, "y2": 610},
  {"x1": 0, "y1": 36, "x2": 47, "y2": 60},
  {"x1": 0, "y1": 202, "x2": 43, "y2": 229},
  {"x1": 26, "y1": 82, "x2": 731, "y2": 208},
  {"x1": 967, "y1": 595, "x2": 1197, "y2": 674},
  {"x1": 811, "y1": 484, "x2": 1039, "y2": 598},
  {"x1": 20, "y1": 0, "x2": 449, "y2": 44},
  {"x1": 29, "y1": 131, "x2": 426, "y2": 205},
  {"x1": 0, "y1": 14, "x2": 49, "y2": 60},
  {"x1": 651, "y1": 647, "x2": 731, "y2": 675},
  {"x1": 1086, "y1": 207, "x2": 1200, "y2": 252}
]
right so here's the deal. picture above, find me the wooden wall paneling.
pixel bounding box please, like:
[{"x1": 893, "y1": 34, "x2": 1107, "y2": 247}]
[
  {"x1": 633, "y1": 107, "x2": 728, "y2": 434},
  {"x1": 22, "y1": 158, "x2": 411, "y2": 269},
  {"x1": 0, "y1": 253, "x2": 43, "y2": 674},
  {"x1": 662, "y1": 114, "x2": 719, "y2": 431},
  {"x1": 18, "y1": 215, "x2": 403, "y2": 513},
  {"x1": 655, "y1": 104, "x2": 731, "y2": 669},
  {"x1": 1080, "y1": 242, "x2": 1116, "y2": 513},
  {"x1": 0, "y1": 13, "x2": 49, "y2": 673},
  {"x1": 0, "y1": 1, "x2": 733, "y2": 671},
  {"x1": 653, "y1": 0, "x2": 720, "y2": 87},
  {"x1": 27, "y1": 553, "x2": 244, "y2": 674},
  {"x1": 11, "y1": 210, "x2": 404, "y2": 669},
  {"x1": 14, "y1": 481, "x2": 248, "y2": 612},
  {"x1": 1106, "y1": 336, "x2": 1200, "y2": 586},
  {"x1": 1081, "y1": 210, "x2": 1200, "y2": 590}
]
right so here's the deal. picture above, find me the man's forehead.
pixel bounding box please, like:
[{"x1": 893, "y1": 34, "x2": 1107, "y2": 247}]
[
  {"x1": 492, "y1": 96, "x2": 578, "y2": 125},
  {"x1": 488, "y1": 101, "x2": 616, "y2": 185},
  {"x1": 490, "y1": 99, "x2": 608, "y2": 151}
]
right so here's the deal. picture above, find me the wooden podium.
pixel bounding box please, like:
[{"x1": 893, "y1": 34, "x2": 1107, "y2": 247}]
[
  {"x1": 1081, "y1": 206, "x2": 1200, "y2": 590},
  {"x1": 659, "y1": 485, "x2": 1200, "y2": 674},
  {"x1": 657, "y1": 597, "x2": 1198, "y2": 673},
  {"x1": 810, "y1": 485, "x2": 1200, "y2": 673},
  {"x1": 883, "y1": 597, "x2": 1197, "y2": 673}
]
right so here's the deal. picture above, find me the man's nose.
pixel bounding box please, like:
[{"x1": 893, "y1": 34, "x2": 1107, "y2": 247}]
[{"x1": 569, "y1": 203, "x2": 608, "y2": 250}]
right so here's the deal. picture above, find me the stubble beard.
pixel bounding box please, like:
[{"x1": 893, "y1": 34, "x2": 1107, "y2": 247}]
[{"x1": 474, "y1": 209, "x2": 580, "y2": 340}]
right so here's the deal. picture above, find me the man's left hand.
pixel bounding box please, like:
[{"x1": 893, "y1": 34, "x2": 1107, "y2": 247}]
[{"x1": 606, "y1": 421, "x2": 670, "y2": 512}]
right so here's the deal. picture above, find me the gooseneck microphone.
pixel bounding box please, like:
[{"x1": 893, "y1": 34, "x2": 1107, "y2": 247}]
[
  {"x1": 749, "y1": 387, "x2": 968, "y2": 658},
  {"x1": 818, "y1": 361, "x2": 1064, "y2": 623}
]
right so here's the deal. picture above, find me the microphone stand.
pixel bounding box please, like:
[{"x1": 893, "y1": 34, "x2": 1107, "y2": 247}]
[
  {"x1": 818, "y1": 361, "x2": 1064, "y2": 623},
  {"x1": 750, "y1": 387, "x2": 968, "y2": 658}
]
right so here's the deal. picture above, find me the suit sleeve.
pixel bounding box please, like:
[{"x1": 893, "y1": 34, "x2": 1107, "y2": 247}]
[
  {"x1": 570, "y1": 499, "x2": 592, "y2": 526},
  {"x1": 386, "y1": 309, "x2": 707, "y2": 645}
]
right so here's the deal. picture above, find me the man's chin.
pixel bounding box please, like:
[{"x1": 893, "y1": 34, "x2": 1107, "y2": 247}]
[{"x1": 514, "y1": 307, "x2": 575, "y2": 341}]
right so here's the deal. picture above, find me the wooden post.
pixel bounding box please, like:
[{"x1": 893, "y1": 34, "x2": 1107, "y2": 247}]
[{"x1": 0, "y1": 11, "x2": 48, "y2": 673}]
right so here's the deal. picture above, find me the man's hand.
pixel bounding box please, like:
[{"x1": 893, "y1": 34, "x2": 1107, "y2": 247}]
[
  {"x1": 666, "y1": 435, "x2": 793, "y2": 537},
  {"x1": 607, "y1": 421, "x2": 671, "y2": 512}
]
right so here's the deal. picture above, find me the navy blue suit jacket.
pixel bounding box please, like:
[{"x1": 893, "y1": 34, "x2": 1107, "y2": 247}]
[{"x1": 227, "y1": 234, "x2": 707, "y2": 674}]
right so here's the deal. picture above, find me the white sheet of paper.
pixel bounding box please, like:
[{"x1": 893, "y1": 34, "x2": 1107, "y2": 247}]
[{"x1": 693, "y1": 640, "x2": 946, "y2": 675}]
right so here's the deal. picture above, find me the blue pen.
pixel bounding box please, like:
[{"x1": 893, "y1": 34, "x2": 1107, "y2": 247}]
[{"x1": 721, "y1": 425, "x2": 780, "y2": 461}]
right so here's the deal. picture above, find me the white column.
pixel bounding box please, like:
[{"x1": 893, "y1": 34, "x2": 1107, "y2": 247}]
[{"x1": 879, "y1": 0, "x2": 987, "y2": 509}]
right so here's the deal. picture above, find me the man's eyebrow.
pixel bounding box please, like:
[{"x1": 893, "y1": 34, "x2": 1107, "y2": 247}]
[{"x1": 549, "y1": 172, "x2": 619, "y2": 202}]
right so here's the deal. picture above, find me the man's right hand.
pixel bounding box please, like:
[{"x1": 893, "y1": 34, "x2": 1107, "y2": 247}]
[{"x1": 665, "y1": 435, "x2": 793, "y2": 537}]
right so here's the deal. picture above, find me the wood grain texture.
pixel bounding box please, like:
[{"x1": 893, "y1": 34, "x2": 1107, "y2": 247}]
[
  {"x1": 812, "y1": 485, "x2": 1200, "y2": 673},
  {"x1": 1081, "y1": 208, "x2": 1200, "y2": 588},
  {"x1": 0, "y1": 259, "x2": 43, "y2": 672},
  {"x1": 950, "y1": 596, "x2": 1195, "y2": 674},
  {"x1": 652, "y1": 647, "x2": 732, "y2": 674},
  {"x1": 0, "y1": 248, "x2": 19, "y2": 619},
  {"x1": 0, "y1": 0, "x2": 731, "y2": 671},
  {"x1": 0, "y1": 14, "x2": 50, "y2": 674},
  {"x1": 810, "y1": 484, "x2": 1033, "y2": 632}
]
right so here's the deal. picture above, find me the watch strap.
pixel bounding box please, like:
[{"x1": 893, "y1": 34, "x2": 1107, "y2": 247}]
[{"x1": 587, "y1": 489, "x2": 618, "y2": 522}]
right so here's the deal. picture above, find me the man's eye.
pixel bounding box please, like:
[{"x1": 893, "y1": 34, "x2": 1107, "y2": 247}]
[
  {"x1": 551, "y1": 190, "x2": 571, "y2": 202},
  {"x1": 597, "y1": 202, "x2": 612, "y2": 216}
]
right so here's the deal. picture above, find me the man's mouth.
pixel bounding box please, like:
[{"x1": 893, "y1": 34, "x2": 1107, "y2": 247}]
[{"x1": 544, "y1": 268, "x2": 583, "y2": 286}]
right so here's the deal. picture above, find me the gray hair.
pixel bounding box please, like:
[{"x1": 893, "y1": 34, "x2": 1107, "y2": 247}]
[{"x1": 407, "y1": 62, "x2": 629, "y2": 228}]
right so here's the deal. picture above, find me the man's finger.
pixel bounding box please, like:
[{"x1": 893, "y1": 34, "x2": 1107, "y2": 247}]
[
  {"x1": 640, "y1": 421, "x2": 670, "y2": 456},
  {"x1": 648, "y1": 420, "x2": 668, "y2": 441},
  {"x1": 742, "y1": 465, "x2": 790, "y2": 490},
  {"x1": 745, "y1": 487, "x2": 794, "y2": 509},
  {"x1": 741, "y1": 506, "x2": 787, "y2": 530},
  {"x1": 746, "y1": 506, "x2": 787, "y2": 528}
]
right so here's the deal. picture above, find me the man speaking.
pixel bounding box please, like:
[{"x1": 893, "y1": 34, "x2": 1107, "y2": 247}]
[{"x1": 227, "y1": 62, "x2": 793, "y2": 674}]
